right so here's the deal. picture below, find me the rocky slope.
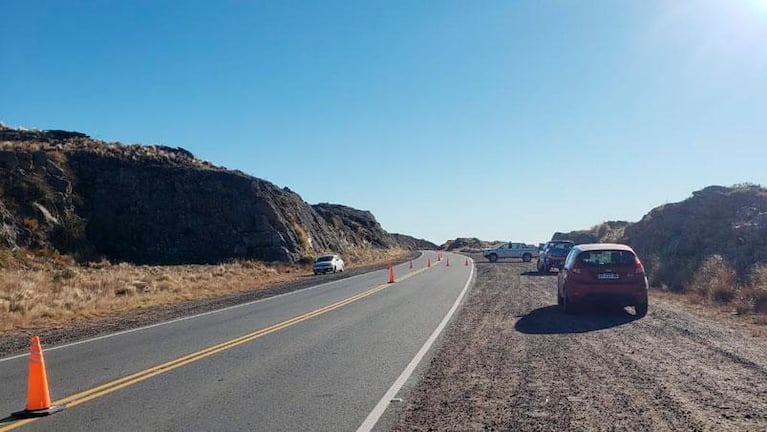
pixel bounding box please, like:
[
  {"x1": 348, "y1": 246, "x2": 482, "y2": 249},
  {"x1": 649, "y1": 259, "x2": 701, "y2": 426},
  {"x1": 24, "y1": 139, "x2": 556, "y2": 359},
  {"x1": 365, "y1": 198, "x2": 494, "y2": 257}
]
[
  {"x1": 552, "y1": 221, "x2": 631, "y2": 245},
  {"x1": 0, "y1": 125, "x2": 434, "y2": 264},
  {"x1": 552, "y1": 185, "x2": 767, "y2": 291},
  {"x1": 626, "y1": 185, "x2": 767, "y2": 290},
  {"x1": 440, "y1": 237, "x2": 501, "y2": 252}
]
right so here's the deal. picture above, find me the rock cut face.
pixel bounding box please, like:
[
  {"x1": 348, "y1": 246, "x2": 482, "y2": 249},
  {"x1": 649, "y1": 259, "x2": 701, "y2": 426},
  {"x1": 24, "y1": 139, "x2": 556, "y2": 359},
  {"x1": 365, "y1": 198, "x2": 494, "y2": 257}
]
[{"x1": 0, "y1": 127, "x2": 428, "y2": 264}]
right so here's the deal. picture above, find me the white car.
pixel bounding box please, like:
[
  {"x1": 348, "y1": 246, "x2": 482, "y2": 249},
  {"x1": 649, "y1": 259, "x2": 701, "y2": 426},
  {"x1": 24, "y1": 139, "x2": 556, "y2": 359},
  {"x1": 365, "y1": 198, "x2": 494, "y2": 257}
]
[
  {"x1": 483, "y1": 242, "x2": 539, "y2": 263},
  {"x1": 313, "y1": 254, "x2": 345, "y2": 275}
]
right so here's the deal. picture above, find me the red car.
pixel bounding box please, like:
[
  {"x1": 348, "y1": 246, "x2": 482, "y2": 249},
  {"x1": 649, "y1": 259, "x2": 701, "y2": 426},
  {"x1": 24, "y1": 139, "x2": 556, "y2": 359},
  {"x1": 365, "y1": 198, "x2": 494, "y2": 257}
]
[{"x1": 557, "y1": 243, "x2": 648, "y2": 316}]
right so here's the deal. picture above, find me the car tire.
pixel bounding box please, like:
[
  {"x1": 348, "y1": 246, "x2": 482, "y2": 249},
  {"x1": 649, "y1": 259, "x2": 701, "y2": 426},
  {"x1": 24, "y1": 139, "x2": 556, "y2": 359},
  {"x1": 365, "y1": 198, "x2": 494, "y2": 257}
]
[
  {"x1": 314, "y1": 271, "x2": 319, "y2": 275},
  {"x1": 522, "y1": 253, "x2": 532, "y2": 262},
  {"x1": 544, "y1": 265, "x2": 551, "y2": 273},
  {"x1": 537, "y1": 260, "x2": 544, "y2": 272},
  {"x1": 635, "y1": 300, "x2": 648, "y2": 317},
  {"x1": 488, "y1": 253, "x2": 498, "y2": 263}
]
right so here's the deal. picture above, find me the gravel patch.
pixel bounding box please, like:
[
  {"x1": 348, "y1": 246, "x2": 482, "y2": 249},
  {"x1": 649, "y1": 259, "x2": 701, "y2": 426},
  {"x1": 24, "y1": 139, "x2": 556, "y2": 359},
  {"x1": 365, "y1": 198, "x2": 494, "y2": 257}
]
[{"x1": 394, "y1": 257, "x2": 767, "y2": 431}]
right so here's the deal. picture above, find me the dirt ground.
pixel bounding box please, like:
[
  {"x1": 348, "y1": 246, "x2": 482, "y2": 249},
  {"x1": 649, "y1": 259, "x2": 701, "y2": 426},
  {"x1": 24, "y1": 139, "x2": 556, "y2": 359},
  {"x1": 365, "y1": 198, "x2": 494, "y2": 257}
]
[{"x1": 394, "y1": 258, "x2": 767, "y2": 431}]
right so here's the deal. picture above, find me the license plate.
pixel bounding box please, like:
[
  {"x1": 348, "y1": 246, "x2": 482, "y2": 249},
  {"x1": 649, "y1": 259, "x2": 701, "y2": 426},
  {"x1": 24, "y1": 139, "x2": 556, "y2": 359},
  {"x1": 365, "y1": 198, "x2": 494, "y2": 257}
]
[{"x1": 598, "y1": 273, "x2": 619, "y2": 280}]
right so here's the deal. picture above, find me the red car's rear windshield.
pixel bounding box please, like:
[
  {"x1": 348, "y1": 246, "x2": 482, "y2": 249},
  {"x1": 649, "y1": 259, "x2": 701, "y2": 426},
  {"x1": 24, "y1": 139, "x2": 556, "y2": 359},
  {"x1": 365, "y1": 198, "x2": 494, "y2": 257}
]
[{"x1": 577, "y1": 250, "x2": 635, "y2": 267}]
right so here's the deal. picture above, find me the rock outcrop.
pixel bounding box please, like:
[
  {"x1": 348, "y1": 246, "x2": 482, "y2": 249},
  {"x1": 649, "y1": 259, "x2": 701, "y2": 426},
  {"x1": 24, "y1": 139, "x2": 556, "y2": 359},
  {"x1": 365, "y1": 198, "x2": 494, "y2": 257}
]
[
  {"x1": 625, "y1": 185, "x2": 767, "y2": 290},
  {"x1": 551, "y1": 185, "x2": 767, "y2": 290},
  {"x1": 440, "y1": 237, "x2": 502, "y2": 251},
  {"x1": 390, "y1": 233, "x2": 438, "y2": 251},
  {"x1": 552, "y1": 221, "x2": 631, "y2": 245},
  {"x1": 0, "y1": 125, "x2": 430, "y2": 264}
]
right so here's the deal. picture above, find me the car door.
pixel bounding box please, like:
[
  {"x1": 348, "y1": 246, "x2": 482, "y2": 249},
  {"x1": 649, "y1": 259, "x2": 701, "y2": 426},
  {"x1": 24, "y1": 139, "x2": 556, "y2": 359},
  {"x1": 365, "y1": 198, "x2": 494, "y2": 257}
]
[{"x1": 509, "y1": 243, "x2": 522, "y2": 258}]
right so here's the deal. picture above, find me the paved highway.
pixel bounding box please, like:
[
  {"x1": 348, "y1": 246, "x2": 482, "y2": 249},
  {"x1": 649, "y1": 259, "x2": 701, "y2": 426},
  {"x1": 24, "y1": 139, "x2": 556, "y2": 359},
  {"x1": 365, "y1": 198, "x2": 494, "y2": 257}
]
[{"x1": 0, "y1": 251, "x2": 474, "y2": 432}]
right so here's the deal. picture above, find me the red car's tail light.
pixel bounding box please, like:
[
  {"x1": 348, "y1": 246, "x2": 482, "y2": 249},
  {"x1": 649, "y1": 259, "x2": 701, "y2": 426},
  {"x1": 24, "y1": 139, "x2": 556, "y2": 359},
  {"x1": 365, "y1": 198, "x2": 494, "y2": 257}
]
[
  {"x1": 629, "y1": 257, "x2": 645, "y2": 277},
  {"x1": 570, "y1": 261, "x2": 583, "y2": 275},
  {"x1": 635, "y1": 257, "x2": 645, "y2": 273}
]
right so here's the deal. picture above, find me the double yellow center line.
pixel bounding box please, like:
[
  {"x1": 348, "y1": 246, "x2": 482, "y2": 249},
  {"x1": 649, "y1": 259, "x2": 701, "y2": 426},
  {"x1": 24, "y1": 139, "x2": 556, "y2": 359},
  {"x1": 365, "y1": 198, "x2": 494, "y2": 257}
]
[{"x1": 1, "y1": 263, "x2": 433, "y2": 431}]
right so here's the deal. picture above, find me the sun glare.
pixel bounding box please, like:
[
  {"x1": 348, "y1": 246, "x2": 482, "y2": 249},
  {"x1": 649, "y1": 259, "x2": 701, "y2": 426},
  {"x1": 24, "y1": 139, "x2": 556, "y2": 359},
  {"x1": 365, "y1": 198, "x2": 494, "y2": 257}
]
[{"x1": 751, "y1": 0, "x2": 767, "y2": 12}]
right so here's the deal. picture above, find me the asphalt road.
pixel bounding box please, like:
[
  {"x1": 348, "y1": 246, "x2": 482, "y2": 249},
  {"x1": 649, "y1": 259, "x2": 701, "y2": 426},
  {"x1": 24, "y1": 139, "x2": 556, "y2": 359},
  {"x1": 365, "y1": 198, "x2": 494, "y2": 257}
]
[{"x1": 0, "y1": 251, "x2": 474, "y2": 432}]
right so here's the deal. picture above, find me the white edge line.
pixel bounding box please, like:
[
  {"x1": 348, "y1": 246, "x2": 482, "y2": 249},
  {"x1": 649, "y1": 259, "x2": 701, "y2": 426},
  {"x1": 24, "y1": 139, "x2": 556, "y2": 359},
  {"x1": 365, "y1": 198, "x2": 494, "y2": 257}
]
[
  {"x1": 0, "y1": 252, "x2": 426, "y2": 363},
  {"x1": 356, "y1": 256, "x2": 475, "y2": 432}
]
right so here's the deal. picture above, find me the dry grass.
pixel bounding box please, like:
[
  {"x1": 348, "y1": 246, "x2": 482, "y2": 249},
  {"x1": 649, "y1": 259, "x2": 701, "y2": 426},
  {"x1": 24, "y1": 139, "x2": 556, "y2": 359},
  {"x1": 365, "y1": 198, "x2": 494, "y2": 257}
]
[
  {"x1": 665, "y1": 256, "x2": 767, "y2": 324},
  {"x1": 0, "y1": 248, "x2": 409, "y2": 333},
  {"x1": 688, "y1": 255, "x2": 737, "y2": 303}
]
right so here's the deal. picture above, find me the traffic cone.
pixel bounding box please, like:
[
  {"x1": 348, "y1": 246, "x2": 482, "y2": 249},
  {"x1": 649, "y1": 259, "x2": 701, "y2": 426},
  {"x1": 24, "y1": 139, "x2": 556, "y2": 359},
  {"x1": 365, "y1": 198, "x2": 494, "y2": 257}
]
[
  {"x1": 465, "y1": 257, "x2": 469, "y2": 266},
  {"x1": 12, "y1": 336, "x2": 64, "y2": 418},
  {"x1": 427, "y1": 258, "x2": 431, "y2": 268},
  {"x1": 388, "y1": 265, "x2": 396, "y2": 283}
]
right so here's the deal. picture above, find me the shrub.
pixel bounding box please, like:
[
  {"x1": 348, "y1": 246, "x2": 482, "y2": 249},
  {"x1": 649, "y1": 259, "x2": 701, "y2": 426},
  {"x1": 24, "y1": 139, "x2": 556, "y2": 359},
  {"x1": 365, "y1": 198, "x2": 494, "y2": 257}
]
[
  {"x1": 22, "y1": 217, "x2": 39, "y2": 232},
  {"x1": 291, "y1": 223, "x2": 311, "y2": 251},
  {"x1": 753, "y1": 289, "x2": 767, "y2": 314},
  {"x1": 688, "y1": 255, "x2": 737, "y2": 303}
]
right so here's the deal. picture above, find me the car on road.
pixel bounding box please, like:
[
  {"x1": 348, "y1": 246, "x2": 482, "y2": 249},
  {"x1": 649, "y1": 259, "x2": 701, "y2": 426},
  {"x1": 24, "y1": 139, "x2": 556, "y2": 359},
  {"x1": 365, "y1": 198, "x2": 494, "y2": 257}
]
[
  {"x1": 537, "y1": 240, "x2": 574, "y2": 273},
  {"x1": 313, "y1": 254, "x2": 345, "y2": 275},
  {"x1": 483, "y1": 242, "x2": 538, "y2": 263},
  {"x1": 557, "y1": 243, "x2": 648, "y2": 316}
]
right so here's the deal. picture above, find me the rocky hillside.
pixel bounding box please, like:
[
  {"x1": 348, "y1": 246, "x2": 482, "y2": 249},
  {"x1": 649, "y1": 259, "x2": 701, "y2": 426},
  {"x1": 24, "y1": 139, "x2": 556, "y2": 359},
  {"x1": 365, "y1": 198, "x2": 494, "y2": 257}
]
[
  {"x1": 552, "y1": 185, "x2": 767, "y2": 291},
  {"x1": 441, "y1": 237, "x2": 502, "y2": 252},
  {"x1": 552, "y1": 221, "x2": 631, "y2": 245},
  {"x1": 625, "y1": 185, "x2": 767, "y2": 290},
  {"x1": 312, "y1": 203, "x2": 436, "y2": 251},
  {"x1": 390, "y1": 233, "x2": 438, "y2": 251},
  {"x1": 0, "y1": 125, "x2": 432, "y2": 264}
]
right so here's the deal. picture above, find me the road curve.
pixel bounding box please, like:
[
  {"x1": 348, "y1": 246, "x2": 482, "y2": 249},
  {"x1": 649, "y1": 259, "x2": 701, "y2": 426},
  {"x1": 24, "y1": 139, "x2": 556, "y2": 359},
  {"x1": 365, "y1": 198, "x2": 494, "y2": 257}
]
[{"x1": 0, "y1": 251, "x2": 473, "y2": 432}]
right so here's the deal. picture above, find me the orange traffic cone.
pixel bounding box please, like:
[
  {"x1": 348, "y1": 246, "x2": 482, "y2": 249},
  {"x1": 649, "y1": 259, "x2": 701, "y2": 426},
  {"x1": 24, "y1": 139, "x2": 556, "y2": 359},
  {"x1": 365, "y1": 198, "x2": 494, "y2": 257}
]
[
  {"x1": 388, "y1": 265, "x2": 396, "y2": 283},
  {"x1": 12, "y1": 336, "x2": 64, "y2": 418},
  {"x1": 427, "y1": 258, "x2": 431, "y2": 268}
]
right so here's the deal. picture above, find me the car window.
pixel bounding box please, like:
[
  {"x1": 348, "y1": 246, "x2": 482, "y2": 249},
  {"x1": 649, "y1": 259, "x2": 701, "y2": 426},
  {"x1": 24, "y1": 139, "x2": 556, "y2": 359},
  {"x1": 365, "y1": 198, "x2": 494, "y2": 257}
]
[
  {"x1": 577, "y1": 250, "x2": 635, "y2": 266},
  {"x1": 316, "y1": 256, "x2": 334, "y2": 262},
  {"x1": 564, "y1": 249, "x2": 577, "y2": 269}
]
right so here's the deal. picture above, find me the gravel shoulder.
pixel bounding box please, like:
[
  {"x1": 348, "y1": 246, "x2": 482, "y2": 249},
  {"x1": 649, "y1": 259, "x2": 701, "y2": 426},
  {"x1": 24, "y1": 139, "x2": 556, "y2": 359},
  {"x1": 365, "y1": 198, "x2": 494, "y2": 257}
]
[{"x1": 394, "y1": 257, "x2": 767, "y2": 431}]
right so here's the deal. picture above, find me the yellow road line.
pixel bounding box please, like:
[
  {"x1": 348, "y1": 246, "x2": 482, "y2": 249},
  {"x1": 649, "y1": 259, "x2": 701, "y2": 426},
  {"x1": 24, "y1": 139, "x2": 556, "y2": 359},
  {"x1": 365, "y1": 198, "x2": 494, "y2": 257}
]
[{"x1": 1, "y1": 259, "x2": 441, "y2": 431}]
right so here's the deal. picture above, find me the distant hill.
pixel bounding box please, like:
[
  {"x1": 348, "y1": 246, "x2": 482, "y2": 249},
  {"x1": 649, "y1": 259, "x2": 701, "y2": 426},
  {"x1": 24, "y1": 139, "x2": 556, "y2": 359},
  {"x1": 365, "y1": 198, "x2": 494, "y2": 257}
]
[
  {"x1": 0, "y1": 125, "x2": 431, "y2": 264},
  {"x1": 441, "y1": 237, "x2": 502, "y2": 252},
  {"x1": 552, "y1": 185, "x2": 767, "y2": 291}
]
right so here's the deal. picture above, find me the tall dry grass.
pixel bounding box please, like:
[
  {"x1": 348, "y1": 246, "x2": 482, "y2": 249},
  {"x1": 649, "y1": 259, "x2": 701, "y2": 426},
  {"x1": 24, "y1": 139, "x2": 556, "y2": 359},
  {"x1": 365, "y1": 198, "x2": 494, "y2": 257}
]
[
  {"x1": 0, "y1": 248, "x2": 409, "y2": 332},
  {"x1": 682, "y1": 255, "x2": 767, "y2": 322}
]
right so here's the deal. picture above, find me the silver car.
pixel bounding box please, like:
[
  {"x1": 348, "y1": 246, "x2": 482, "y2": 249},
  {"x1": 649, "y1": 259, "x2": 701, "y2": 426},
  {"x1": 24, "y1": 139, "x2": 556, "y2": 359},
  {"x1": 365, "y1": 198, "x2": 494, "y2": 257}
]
[{"x1": 313, "y1": 254, "x2": 345, "y2": 275}]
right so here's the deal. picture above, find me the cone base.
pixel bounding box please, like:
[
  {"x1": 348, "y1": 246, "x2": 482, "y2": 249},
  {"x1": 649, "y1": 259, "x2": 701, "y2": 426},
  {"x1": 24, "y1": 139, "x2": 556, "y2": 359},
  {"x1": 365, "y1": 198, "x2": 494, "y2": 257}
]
[{"x1": 12, "y1": 405, "x2": 64, "y2": 418}]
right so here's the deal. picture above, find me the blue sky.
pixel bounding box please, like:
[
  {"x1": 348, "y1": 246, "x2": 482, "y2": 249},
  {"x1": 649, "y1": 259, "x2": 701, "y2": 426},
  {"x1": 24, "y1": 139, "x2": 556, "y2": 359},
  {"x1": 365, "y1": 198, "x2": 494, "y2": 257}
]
[{"x1": 2, "y1": 0, "x2": 767, "y2": 245}]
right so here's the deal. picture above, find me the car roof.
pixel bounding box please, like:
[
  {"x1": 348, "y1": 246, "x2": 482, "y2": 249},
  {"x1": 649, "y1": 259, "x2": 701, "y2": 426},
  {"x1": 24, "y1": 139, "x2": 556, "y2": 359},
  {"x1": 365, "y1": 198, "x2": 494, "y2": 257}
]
[{"x1": 574, "y1": 243, "x2": 635, "y2": 252}]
